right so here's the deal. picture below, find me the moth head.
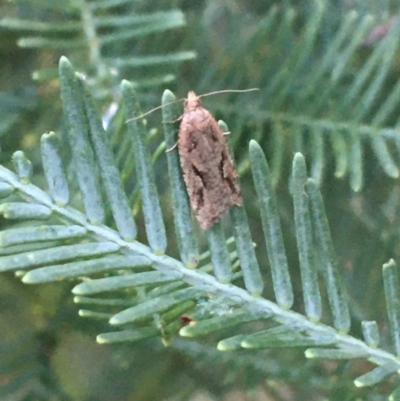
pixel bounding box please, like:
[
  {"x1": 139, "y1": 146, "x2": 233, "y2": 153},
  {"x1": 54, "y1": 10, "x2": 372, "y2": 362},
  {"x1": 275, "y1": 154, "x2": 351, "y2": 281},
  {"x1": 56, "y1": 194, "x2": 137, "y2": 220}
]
[{"x1": 185, "y1": 91, "x2": 202, "y2": 111}]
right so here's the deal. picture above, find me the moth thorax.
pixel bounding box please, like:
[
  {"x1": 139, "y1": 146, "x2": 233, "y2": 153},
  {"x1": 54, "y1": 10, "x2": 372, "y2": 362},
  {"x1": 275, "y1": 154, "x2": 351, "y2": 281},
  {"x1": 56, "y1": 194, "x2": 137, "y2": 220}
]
[{"x1": 185, "y1": 91, "x2": 202, "y2": 111}]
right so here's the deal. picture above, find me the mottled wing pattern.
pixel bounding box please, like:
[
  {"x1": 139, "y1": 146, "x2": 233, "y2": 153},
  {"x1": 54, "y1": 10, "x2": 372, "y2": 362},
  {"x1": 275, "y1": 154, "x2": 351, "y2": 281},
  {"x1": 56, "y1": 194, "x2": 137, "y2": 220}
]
[{"x1": 178, "y1": 93, "x2": 242, "y2": 230}]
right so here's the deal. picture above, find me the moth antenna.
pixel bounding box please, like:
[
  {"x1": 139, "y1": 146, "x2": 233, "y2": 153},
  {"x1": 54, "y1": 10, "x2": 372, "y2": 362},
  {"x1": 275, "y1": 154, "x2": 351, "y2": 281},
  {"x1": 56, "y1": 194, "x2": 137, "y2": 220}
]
[
  {"x1": 125, "y1": 88, "x2": 259, "y2": 123},
  {"x1": 125, "y1": 98, "x2": 185, "y2": 122},
  {"x1": 198, "y1": 88, "x2": 259, "y2": 99}
]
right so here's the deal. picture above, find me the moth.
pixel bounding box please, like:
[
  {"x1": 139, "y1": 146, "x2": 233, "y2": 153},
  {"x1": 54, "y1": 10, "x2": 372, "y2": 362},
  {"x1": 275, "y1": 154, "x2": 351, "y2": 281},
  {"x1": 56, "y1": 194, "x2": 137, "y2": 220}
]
[{"x1": 178, "y1": 91, "x2": 243, "y2": 230}]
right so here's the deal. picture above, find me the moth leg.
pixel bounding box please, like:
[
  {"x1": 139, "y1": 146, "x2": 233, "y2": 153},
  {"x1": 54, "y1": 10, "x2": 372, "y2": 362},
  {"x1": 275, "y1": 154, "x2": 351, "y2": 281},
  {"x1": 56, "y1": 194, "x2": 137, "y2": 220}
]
[
  {"x1": 223, "y1": 131, "x2": 231, "y2": 136},
  {"x1": 166, "y1": 141, "x2": 178, "y2": 152}
]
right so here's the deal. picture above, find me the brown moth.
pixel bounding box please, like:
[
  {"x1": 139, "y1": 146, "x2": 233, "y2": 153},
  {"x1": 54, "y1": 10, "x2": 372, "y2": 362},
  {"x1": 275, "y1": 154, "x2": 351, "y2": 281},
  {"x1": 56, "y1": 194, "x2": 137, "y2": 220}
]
[{"x1": 178, "y1": 91, "x2": 243, "y2": 230}]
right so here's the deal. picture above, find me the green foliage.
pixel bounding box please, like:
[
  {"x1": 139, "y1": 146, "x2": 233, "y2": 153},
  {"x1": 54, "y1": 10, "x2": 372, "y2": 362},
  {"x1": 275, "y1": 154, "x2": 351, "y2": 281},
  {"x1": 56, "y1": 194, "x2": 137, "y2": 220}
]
[
  {"x1": 193, "y1": 1, "x2": 400, "y2": 192},
  {"x1": 2, "y1": 1, "x2": 400, "y2": 400}
]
